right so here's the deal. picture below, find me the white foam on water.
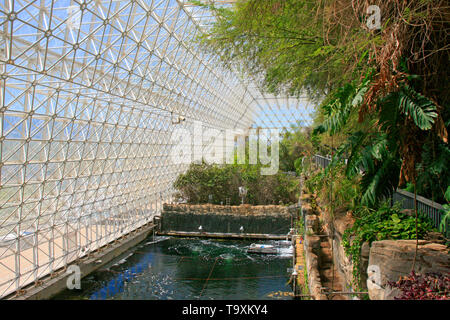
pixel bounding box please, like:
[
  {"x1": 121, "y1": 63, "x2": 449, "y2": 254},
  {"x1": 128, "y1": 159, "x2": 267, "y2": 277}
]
[
  {"x1": 112, "y1": 252, "x2": 133, "y2": 266},
  {"x1": 278, "y1": 240, "x2": 292, "y2": 247},
  {"x1": 146, "y1": 236, "x2": 170, "y2": 245},
  {"x1": 219, "y1": 253, "x2": 235, "y2": 260},
  {"x1": 277, "y1": 245, "x2": 294, "y2": 257},
  {"x1": 190, "y1": 245, "x2": 203, "y2": 252},
  {"x1": 200, "y1": 239, "x2": 241, "y2": 250}
]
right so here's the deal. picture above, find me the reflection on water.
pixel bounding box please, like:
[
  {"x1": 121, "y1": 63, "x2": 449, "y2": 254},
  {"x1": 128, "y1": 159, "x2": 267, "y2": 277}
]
[{"x1": 54, "y1": 236, "x2": 293, "y2": 300}]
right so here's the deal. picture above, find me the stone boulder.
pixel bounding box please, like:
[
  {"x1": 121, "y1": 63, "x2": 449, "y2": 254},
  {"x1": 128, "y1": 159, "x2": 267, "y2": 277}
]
[
  {"x1": 305, "y1": 215, "x2": 319, "y2": 234},
  {"x1": 367, "y1": 240, "x2": 450, "y2": 300}
]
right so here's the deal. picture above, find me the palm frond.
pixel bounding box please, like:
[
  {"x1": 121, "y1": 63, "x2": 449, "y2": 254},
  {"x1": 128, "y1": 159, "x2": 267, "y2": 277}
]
[
  {"x1": 399, "y1": 85, "x2": 438, "y2": 130},
  {"x1": 360, "y1": 154, "x2": 401, "y2": 207}
]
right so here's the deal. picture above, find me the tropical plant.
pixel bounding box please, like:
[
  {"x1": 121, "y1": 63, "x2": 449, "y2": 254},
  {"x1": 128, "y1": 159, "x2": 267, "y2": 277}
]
[
  {"x1": 279, "y1": 123, "x2": 314, "y2": 173},
  {"x1": 439, "y1": 186, "x2": 450, "y2": 241},
  {"x1": 314, "y1": 69, "x2": 444, "y2": 207},
  {"x1": 414, "y1": 142, "x2": 450, "y2": 204},
  {"x1": 196, "y1": 0, "x2": 449, "y2": 208},
  {"x1": 197, "y1": 0, "x2": 450, "y2": 109},
  {"x1": 342, "y1": 202, "x2": 435, "y2": 288}
]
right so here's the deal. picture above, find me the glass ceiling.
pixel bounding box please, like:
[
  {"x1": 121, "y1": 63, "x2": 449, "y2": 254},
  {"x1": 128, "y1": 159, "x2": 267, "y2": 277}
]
[{"x1": 0, "y1": 0, "x2": 314, "y2": 298}]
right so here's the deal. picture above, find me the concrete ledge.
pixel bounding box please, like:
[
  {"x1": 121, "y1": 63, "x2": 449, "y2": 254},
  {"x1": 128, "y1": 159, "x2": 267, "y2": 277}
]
[
  {"x1": 7, "y1": 223, "x2": 155, "y2": 300},
  {"x1": 158, "y1": 231, "x2": 290, "y2": 240}
]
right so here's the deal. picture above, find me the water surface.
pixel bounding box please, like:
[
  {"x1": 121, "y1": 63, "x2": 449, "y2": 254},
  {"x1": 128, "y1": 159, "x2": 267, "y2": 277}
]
[{"x1": 54, "y1": 236, "x2": 293, "y2": 300}]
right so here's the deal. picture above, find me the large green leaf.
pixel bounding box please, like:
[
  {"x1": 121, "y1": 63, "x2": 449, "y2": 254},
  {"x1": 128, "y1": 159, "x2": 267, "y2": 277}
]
[{"x1": 399, "y1": 85, "x2": 437, "y2": 130}]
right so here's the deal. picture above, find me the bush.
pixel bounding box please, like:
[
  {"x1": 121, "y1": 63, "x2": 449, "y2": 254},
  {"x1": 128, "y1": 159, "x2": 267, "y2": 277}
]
[
  {"x1": 342, "y1": 202, "x2": 436, "y2": 288},
  {"x1": 387, "y1": 271, "x2": 450, "y2": 300},
  {"x1": 173, "y1": 162, "x2": 299, "y2": 206},
  {"x1": 305, "y1": 162, "x2": 360, "y2": 212}
]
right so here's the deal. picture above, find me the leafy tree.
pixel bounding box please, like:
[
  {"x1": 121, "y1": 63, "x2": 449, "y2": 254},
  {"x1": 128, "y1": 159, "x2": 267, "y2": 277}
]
[
  {"x1": 196, "y1": 0, "x2": 449, "y2": 211},
  {"x1": 279, "y1": 122, "x2": 314, "y2": 173},
  {"x1": 173, "y1": 161, "x2": 299, "y2": 206},
  {"x1": 194, "y1": 0, "x2": 375, "y2": 101}
]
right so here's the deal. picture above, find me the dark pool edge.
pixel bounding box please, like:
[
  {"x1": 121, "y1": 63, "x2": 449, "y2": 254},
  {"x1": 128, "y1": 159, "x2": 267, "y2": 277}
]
[{"x1": 157, "y1": 231, "x2": 291, "y2": 240}]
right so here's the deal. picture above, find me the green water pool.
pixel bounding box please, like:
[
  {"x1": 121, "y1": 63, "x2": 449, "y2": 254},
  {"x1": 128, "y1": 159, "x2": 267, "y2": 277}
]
[{"x1": 53, "y1": 236, "x2": 294, "y2": 300}]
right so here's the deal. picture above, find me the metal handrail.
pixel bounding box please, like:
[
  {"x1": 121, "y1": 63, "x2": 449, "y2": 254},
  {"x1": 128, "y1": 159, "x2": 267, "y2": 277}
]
[{"x1": 312, "y1": 154, "x2": 446, "y2": 229}]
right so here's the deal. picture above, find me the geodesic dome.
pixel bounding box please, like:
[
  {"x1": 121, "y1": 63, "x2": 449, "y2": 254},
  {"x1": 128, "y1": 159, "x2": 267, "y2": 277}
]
[{"x1": 0, "y1": 0, "x2": 313, "y2": 297}]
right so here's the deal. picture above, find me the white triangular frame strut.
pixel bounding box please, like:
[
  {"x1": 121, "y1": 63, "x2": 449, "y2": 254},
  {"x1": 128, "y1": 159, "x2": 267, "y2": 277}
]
[{"x1": 0, "y1": 0, "x2": 313, "y2": 298}]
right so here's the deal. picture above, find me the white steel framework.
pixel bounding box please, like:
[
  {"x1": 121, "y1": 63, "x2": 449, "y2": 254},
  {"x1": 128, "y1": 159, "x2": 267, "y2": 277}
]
[{"x1": 0, "y1": 0, "x2": 313, "y2": 298}]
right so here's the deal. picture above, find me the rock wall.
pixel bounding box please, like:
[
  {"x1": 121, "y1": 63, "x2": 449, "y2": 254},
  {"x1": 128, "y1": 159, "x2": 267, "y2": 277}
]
[
  {"x1": 302, "y1": 200, "x2": 327, "y2": 300},
  {"x1": 318, "y1": 205, "x2": 449, "y2": 300},
  {"x1": 160, "y1": 204, "x2": 294, "y2": 235},
  {"x1": 324, "y1": 213, "x2": 449, "y2": 300},
  {"x1": 302, "y1": 194, "x2": 328, "y2": 300},
  {"x1": 367, "y1": 240, "x2": 450, "y2": 300},
  {"x1": 316, "y1": 203, "x2": 370, "y2": 294},
  {"x1": 307, "y1": 196, "x2": 449, "y2": 300},
  {"x1": 162, "y1": 203, "x2": 292, "y2": 215},
  {"x1": 304, "y1": 234, "x2": 327, "y2": 300},
  {"x1": 323, "y1": 210, "x2": 370, "y2": 292}
]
